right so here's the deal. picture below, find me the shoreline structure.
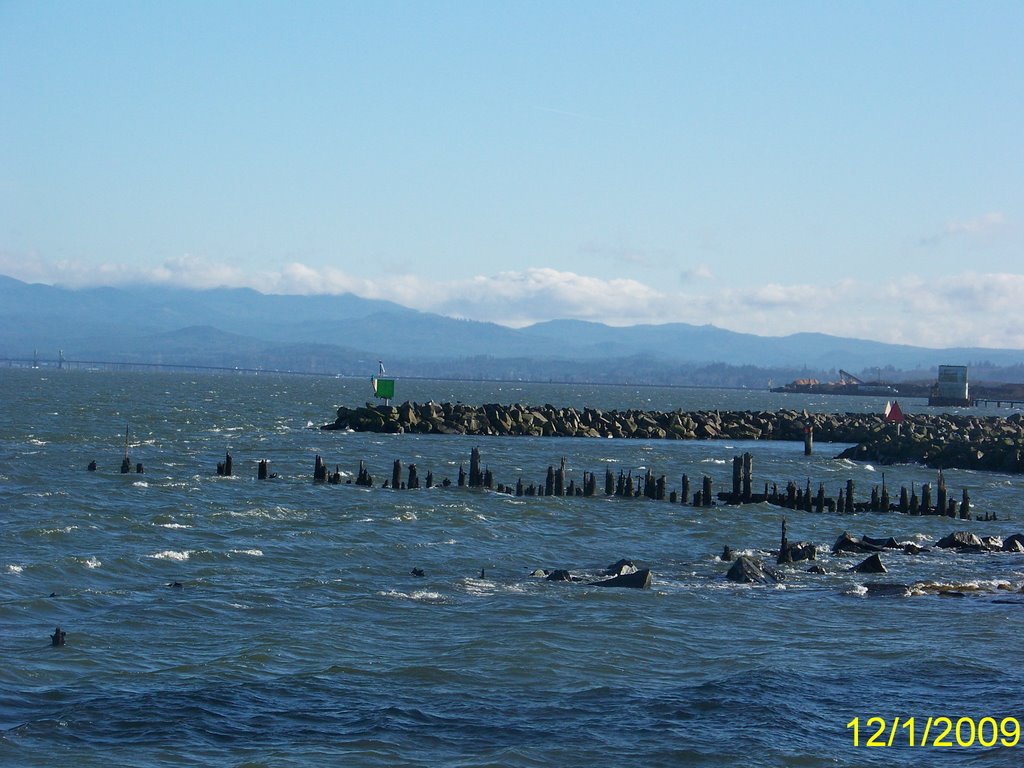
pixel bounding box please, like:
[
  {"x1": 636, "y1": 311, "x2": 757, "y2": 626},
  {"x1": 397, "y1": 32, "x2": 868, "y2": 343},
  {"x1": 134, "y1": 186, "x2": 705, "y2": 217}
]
[{"x1": 324, "y1": 401, "x2": 1024, "y2": 475}]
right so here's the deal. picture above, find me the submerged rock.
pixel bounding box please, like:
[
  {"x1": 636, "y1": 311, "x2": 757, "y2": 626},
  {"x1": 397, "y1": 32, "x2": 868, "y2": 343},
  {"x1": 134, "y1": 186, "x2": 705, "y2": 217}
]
[
  {"x1": 589, "y1": 568, "x2": 651, "y2": 589},
  {"x1": 833, "y1": 532, "x2": 885, "y2": 555},
  {"x1": 935, "y1": 531, "x2": 990, "y2": 552},
  {"x1": 1003, "y1": 534, "x2": 1024, "y2": 553},
  {"x1": 604, "y1": 558, "x2": 638, "y2": 576},
  {"x1": 726, "y1": 555, "x2": 782, "y2": 585},
  {"x1": 863, "y1": 582, "x2": 909, "y2": 597},
  {"x1": 852, "y1": 553, "x2": 887, "y2": 574}
]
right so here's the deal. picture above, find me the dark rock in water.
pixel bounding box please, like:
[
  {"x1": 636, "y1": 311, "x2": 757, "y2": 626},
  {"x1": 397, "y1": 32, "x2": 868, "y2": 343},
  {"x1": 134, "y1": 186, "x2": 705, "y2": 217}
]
[
  {"x1": 546, "y1": 569, "x2": 573, "y2": 582},
  {"x1": 781, "y1": 541, "x2": 816, "y2": 562},
  {"x1": 720, "y1": 546, "x2": 734, "y2": 562},
  {"x1": 1002, "y1": 534, "x2": 1024, "y2": 553},
  {"x1": 862, "y1": 535, "x2": 902, "y2": 549},
  {"x1": 167, "y1": 581, "x2": 183, "y2": 588},
  {"x1": 589, "y1": 568, "x2": 651, "y2": 589},
  {"x1": 807, "y1": 565, "x2": 827, "y2": 574},
  {"x1": 935, "y1": 531, "x2": 990, "y2": 552},
  {"x1": 852, "y1": 553, "x2": 887, "y2": 573},
  {"x1": 50, "y1": 626, "x2": 66, "y2": 646},
  {"x1": 833, "y1": 531, "x2": 885, "y2": 555},
  {"x1": 864, "y1": 582, "x2": 909, "y2": 597},
  {"x1": 410, "y1": 568, "x2": 425, "y2": 578},
  {"x1": 87, "y1": 460, "x2": 97, "y2": 471},
  {"x1": 605, "y1": 558, "x2": 637, "y2": 576},
  {"x1": 903, "y1": 543, "x2": 929, "y2": 555},
  {"x1": 726, "y1": 555, "x2": 782, "y2": 585}
]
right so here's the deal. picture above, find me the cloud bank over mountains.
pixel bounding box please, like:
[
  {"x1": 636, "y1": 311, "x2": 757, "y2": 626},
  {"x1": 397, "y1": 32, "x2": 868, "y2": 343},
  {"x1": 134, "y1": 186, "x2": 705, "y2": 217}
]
[{"x1": 2, "y1": 250, "x2": 1022, "y2": 350}]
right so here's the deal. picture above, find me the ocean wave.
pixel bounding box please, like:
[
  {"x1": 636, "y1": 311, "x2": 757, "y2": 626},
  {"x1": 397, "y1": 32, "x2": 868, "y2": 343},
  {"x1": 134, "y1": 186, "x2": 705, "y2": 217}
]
[
  {"x1": 148, "y1": 550, "x2": 192, "y2": 561},
  {"x1": 79, "y1": 556, "x2": 102, "y2": 568},
  {"x1": 5, "y1": 564, "x2": 25, "y2": 574},
  {"x1": 380, "y1": 589, "x2": 447, "y2": 604},
  {"x1": 229, "y1": 549, "x2": 264, "y2": 557},
  {"x1": 40, "y1": 525, "x2": 79, "y2": 535}
]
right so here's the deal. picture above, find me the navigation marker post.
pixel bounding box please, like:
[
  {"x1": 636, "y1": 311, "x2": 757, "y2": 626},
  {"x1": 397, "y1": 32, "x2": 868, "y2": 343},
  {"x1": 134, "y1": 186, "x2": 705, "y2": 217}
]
[{"x1": 372, "y1": 361, "x2": 395, "y2": 406}]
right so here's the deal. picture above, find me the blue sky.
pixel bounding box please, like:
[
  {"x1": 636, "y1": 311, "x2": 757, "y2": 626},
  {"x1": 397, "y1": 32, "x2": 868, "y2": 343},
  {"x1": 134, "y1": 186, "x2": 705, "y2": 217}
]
[{"x1": 1, "y1": 1, "x2": 1021, "y2": 348}]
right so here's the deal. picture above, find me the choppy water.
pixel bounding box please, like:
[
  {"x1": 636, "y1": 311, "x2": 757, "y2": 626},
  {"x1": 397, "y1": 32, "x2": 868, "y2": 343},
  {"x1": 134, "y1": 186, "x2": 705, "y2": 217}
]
[{"x1": 2, "y1": 369, "x2": 1023, "y2": 767}]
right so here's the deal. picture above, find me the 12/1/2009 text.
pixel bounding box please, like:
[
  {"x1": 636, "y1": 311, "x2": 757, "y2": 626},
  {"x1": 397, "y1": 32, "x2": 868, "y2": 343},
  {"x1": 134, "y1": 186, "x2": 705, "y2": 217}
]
[{"x1": 847, "y1": 717, "x2": 1020, "y2": 748}]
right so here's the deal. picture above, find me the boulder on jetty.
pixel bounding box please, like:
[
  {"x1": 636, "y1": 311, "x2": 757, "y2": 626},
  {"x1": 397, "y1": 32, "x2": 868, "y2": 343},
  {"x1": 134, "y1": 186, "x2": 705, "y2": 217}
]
[
  {"x1": 726, "y1": 555, "x2": 783, "y2": 585},
  {"x1": 322, "y1": 402, "x2": 1024, "y2": 474}
]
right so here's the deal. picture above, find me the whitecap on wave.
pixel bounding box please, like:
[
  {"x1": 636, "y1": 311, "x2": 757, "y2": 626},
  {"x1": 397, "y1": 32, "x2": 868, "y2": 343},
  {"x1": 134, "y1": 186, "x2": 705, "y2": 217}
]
[
  {"x1": 41, "y1": 525, "x2": 78, "y2": 535},
  {"x1": 229, "y1": 548, "x2": 264, "y2": 557},
  {"x1": 380, "y1": 589, "x2": 447, "y2": 604},
  {"x1": 149, "y1": 550, "x2": 192, "y2": 561},
  {"x1": 6, "y1": 564, "x2": 25, "y2": 574},
  {"x1": 79, "y1": 556, "x2": 102, "y2": 568}
]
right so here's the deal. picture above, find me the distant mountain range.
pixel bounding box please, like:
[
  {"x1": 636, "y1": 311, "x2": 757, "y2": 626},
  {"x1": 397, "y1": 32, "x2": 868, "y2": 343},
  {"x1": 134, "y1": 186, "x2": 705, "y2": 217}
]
[{"x1": 2, "y1": 275, "x2": 1022, "y2": 385}]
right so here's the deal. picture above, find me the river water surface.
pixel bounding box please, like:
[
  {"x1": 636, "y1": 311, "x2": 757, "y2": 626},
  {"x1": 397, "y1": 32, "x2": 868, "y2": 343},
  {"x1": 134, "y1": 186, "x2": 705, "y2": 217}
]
[{"x1": 2, "y1": 369, "x2": 1023, "y2": 766}]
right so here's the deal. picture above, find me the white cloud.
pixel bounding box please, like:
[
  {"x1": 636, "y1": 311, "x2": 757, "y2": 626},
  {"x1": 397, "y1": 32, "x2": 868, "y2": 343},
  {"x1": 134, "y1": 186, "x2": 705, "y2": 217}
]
[
  {"x1": 946, "y1": 211, "x2": 1005, "y2": 236},
  {"x1": 921, "y1": 211, "x2": 1006, "y2": 246},
  {"x1": 2, "y1": 251, "x2": 1023, "y2": 348},
  {"x1": 680, "y1": 264, "x2": 715, "y2": 282}
]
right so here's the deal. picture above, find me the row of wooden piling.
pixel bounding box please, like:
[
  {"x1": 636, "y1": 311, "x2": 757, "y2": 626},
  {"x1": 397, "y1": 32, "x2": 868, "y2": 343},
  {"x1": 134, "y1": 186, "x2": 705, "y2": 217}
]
[
  {"x1": 305, "y1": 447, "x2": 978, "y2": 519},
  {"x1": 717, "y1": 452, "x2": 974, "y2": 518},
  {"x1": 90, "y1": 446, "x2": 980, "y2": 520}
]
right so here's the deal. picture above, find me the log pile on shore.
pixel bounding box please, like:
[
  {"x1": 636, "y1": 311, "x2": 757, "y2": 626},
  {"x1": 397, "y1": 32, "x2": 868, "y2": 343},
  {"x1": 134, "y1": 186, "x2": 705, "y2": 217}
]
[{"x1": 323, "y1": 402, "x2": 1024, "y2": 474}]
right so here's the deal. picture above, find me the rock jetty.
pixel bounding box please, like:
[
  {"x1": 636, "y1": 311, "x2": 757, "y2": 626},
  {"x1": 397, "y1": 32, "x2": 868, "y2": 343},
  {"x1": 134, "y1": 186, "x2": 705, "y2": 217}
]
[{"x1": 323, "y1": 402, "x2": 1024, "y2": 474}]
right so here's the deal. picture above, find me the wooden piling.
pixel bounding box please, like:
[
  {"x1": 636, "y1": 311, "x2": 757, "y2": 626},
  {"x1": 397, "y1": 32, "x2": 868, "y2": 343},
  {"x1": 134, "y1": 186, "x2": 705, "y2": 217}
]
[
  {"x1": 470, "y1": 448, "x2": 482, "y2": 488},
  {"x1": 742, "y1": 452, "x2": 753, "y2": 502},
  {"x1": 392, "y1": 459, "x2": 402, "y2": 490}
]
